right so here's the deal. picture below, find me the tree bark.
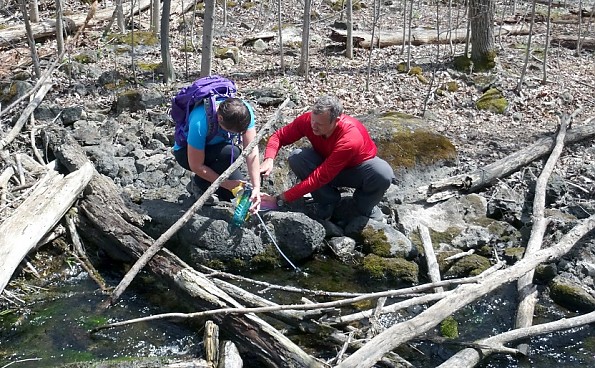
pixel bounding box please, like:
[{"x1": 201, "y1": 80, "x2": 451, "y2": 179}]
[
  {"x1": 469, "y1": 0, "x2": 496, "y2": 66},
  {"x1": 201, "y1": 0, "x2": 215, "y2": 77}
]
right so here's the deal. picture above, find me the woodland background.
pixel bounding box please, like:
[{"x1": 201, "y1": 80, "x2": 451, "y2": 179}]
[{"x1": 0, "y1": 0, "x2": 595, "y2": 367}]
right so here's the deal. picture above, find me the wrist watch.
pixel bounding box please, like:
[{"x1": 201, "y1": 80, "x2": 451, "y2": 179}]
[{"x1": 276, "y1": 195, "x2": 284, "y2": 207}]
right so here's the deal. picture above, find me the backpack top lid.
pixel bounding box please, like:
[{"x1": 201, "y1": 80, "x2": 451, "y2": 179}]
[{"x1": 171, "y1": 75, "x2": 237, "y2": 147}]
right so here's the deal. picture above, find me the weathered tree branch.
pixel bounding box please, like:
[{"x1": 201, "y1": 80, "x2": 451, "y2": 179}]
[
  {"x1": 426, "y1": 116, "x2": 595, "y2": 199},
  {"x1": 336, "y1": 214, "x2": 595, "y2": 368}
]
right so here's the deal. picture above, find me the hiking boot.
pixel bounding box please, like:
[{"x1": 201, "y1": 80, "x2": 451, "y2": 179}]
[
  {"x1": 186, "y1": 180, "x2": 218, "y2": 205},
  {"x1": 363, "y1": 206, "x2": 384, "y2": 221}
]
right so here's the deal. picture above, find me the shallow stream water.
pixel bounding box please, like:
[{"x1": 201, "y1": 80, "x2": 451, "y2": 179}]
[{"x1": 1, "y1": 254, "x2": 593, "y2": 367}]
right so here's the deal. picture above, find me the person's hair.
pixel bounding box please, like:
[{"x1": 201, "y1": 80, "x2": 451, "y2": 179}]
[
  {"x1": 311, "y1": 95, "x2": 343, "y2": 122},
  {"x1": 218, "y1": 98, "x2": 251, "y2": 133}
]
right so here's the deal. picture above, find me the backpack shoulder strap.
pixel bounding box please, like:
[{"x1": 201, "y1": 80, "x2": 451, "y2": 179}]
[{"x1": 204, "y1": 96, "x2": 219, "y2": 142}]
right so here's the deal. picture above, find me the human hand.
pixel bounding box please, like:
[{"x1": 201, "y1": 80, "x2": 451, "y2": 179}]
[
  {"x1": 260, "y1": 158, "x2": 274, "y2": 178},
  {"x1": 249, "y1": 187, "x2": 261, "y2": 213}
]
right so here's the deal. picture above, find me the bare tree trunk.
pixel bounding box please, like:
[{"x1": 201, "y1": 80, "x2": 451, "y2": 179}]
[
  {"x1": 577, "y1": 0, "x2": 583, "y2": 54},
  {"x1": 116, "y1": 0, "x2": 125, "y2": 31},
  {"x1": 400, "y1": 0, "x2": 407, "y2": 55},
  {"x1": 55, "y1": 0, "x2": 64, "y2": 55},
  {"x1": 406, "y1": 0, "x2": 413, "y2": 68},
  {"x1": 20, "y1": 0, "x2": 41, "y2": 79},
  {"x1": 516, "y1": 0, "x2": 537, "y2": 95},
  {"x1": 542, "y1": 0, "x2": 553, "y2": 84},
  {"x1": 29, "y1": 0, "x2": 39, "y2": 22},
  {"x1": 297, "y1": 0, "x2": 311, "y2": 80},
  {"x1": 222, "y1": 0, "x2": 227, "y2": 27},
  {"x1": 277, "y1": 0, "x2": 284, "y2": 73},
  {"x1": 346, "y1": 0, "x2": 353, "y2": 59},
  {"x1": 365, "y1": 0, "x2": 380, "y2": 91},
  {"x1": 151, "y1": 0, "x2": 160, "y2": 35},
  {"x1": 201, "y1": 0, "x2": 215, "y2": 77},
  {"x1": 161, "y1": 0, "x2": 175, "y2": 82},
  {"x1": 469, "y1": 0, "x2": 496, "y2": 70}
]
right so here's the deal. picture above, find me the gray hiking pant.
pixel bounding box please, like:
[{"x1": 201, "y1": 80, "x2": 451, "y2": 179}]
[
  {"x1": 173, "y1": 142, "x2": 243, "y2": 201},
  {"x1": 288, "y1": 147, "x2": 395, "y2": 216}
]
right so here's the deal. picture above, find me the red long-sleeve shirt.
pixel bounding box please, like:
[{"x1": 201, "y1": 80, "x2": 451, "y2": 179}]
[{"x1": 264, "y1": 112, "x2": 377, "y2": 202}]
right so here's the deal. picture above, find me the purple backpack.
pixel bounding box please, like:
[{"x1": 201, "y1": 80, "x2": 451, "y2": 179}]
[{"x1": 171, "y1": 75, "x2": 237, "y2": 147}]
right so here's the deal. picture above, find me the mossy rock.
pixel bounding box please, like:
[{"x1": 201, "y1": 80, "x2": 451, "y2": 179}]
[
  {"x1": 361, "y1": 227, "x2": 391, "y2": 257},
  {"x1": 443, "y1": 254, "x2": 491, "y2": 278},
  {"x1": 215, "y1": 46, "x2": 240, "y2": 64},
  {"x1": 549, "y1": 278, "x2": 595, "y2": 312},
  {"x1": 503, "y1": 247, "x2": 525, "y2": 263},
  {"x1": 469, "y1": 216, "x2": 521, "y2": 243},
  {"x1": 359, "y1": 111, "x2": 457, "y2": 169},
  {"x1": 73, "y1": 51, "x2": 98, "y2": 64},
  {"x1": 440, "y1": 316, "x2": 459, "y2": 339},
  {"x1": 476, "y1": 88, "x2": 508, "y2": 114},
  {"x1": 408, "y1": 66, "x2": 423, "y2": 76},
  {"x1": 361, "y1": 254, "x2": 419, "y2": 284},
  {"x1": 429, "y1": 226, "x2": 462, "y2": 247},
  {"x1": 137, "y1": 62, "x2": 162, "y2": 72},
  {"x1": 241, "y1": 1, "x2": 255, "y2": 9},
  {"x1": 396, "y1": 62, "x2": 408, "y2": 73},
  {"x1": 453, "y1": 55, "x2": 473, "y2": 73},
  {"x1": 250, "y1": 245, "x2": 282, "y2": 270},
  {"x1": 107, "y1": 31, "x2": 159, "y2": 46}
]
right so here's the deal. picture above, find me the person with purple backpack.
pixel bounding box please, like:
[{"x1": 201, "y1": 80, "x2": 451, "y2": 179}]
[{"x1": 171, "y1": 76, "x2": 261, "y2": 209}]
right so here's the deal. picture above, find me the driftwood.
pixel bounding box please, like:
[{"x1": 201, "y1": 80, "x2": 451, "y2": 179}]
[
  {"x1": 45, "y1": 127, "x2": 321, "y2": 368},
  {"x1": 329, "y1": 24, "x2": 534, "y2": 48},
  {"x1": 418, "y1": 224, "x2": 443, "y2": 293},
  {"x1": 515, "y1": 118, "x2": 567, "y2": 355},
  {"x1": 0, "y1": 161, "x2": 94, "y2": 294},
  {"x1": 551, "y1": 35, "x2": 595, "y2": 51},
  {"x1": 426, "y1": 116, "x2": 595, "y2": 199},
  {"x1": 0, "y1": 82, "x2": 52, "y2": 151},
  {"x1": 336, "y1": 214, "x2": 595, "y2": 368}
]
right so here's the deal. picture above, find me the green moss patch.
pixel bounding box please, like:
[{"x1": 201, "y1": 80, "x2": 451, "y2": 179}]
[
  {"x1": 376, "y1": 130, "x2": 456, "y2": 168},
  {"x1": 107, "y1": 31, "x2": 159, "y2": 46},
  {"x1": 361, "y1": 254, "x2": 419, "y2": 284},
  {"x1": 440, "y1": 316, "x2": 459, "y2": 339},
  {"x1": 361, "y1": 227, "x2": 391, "y2": 257},
  {"x1": 476, "y1": 88, "x2": 508, "y2": 114},
  {"x1": 444, "y1": 254, "x2": 491, "y2": 278}
]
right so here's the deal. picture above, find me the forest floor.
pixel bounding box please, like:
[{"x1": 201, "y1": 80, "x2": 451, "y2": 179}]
[{"x1": 2, "y1": 0, "x2": 594, "y2": 192}]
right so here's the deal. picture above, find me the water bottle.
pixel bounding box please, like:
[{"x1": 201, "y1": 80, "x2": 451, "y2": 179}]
[{"x1": 231, "y1": 183, "x2": 252, "y2": 227}]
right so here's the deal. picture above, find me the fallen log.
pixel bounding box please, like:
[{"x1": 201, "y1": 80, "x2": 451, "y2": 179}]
[
  {"x1": 426, "y1": 116, "x2": 595, "y2": 199},
  {"x1": 551, "y1": 35, "x2": 595, "y2": 51},
  {"x1": 336, "y1": 214, "x2": 595, "y2": 368},
  {"x1": 45, "y1": 127, "x2": 321, "y2": 368},
  {"x1": 0, "y1": 161, "x2": 94, "y2": 294},
  {"x1": 329, "y1": 24, "x2": 534, "y2": 48}
]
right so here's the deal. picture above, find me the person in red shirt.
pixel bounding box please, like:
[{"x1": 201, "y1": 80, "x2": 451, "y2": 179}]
[{"x1": 260, "y1": 95, "x2": 395, "y2": 220}]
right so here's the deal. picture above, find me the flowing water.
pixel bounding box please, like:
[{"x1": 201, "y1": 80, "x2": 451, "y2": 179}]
[{"x1": 1, "y1": 252, "x2": 593, "y2": 367}]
